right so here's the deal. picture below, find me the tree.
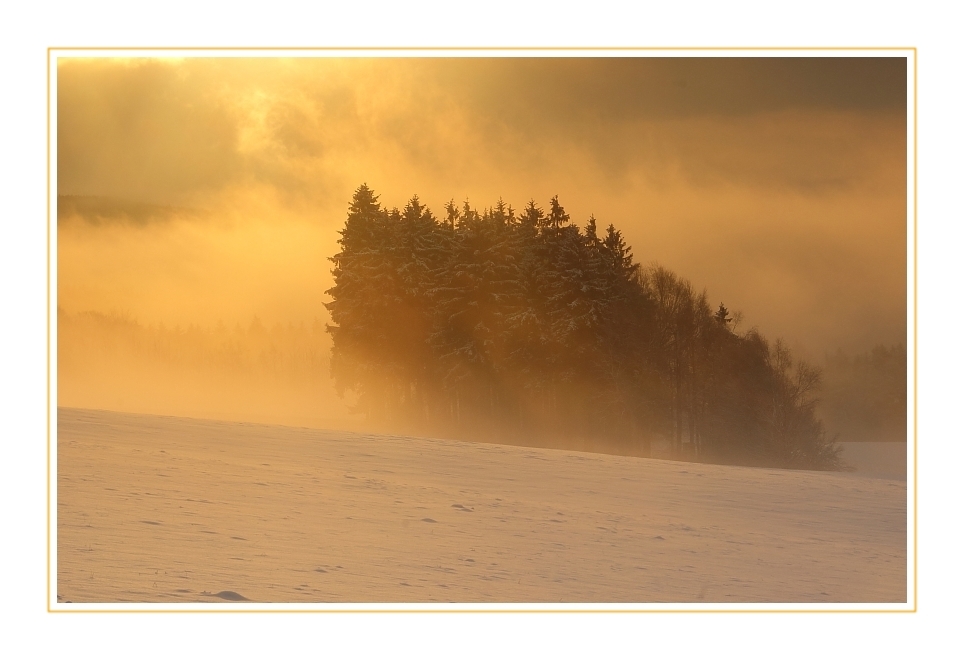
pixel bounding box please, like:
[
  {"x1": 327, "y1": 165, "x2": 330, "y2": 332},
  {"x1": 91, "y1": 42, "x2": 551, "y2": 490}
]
[
  {"x1": 715, "y1": 303, "x2": 731, "y2": 326},
  {"x1": 325, "y1": 184, "x2": 389, "y2": 412},
  {"x1": 764, "y1": 340, "x2": 842, "y2": 469},
  {"x1": 325, "y1": 184, "x2": 844, "y2": 469}
]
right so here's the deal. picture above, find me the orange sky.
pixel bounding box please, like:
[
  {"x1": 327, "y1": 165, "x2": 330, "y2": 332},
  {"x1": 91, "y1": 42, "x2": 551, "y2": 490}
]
[{"x1": 57, "y1": 56, "x2": 907, "y2": 359}]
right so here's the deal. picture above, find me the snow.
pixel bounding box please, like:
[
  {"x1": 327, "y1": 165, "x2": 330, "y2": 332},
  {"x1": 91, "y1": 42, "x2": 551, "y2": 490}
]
[{"x1": 56, "y1": 407, "x2": 906, "y2": 605}]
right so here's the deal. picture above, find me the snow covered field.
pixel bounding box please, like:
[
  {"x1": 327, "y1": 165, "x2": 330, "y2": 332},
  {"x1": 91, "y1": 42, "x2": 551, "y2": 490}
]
[{"x1": 56, "y1": 408, "x2": 907, "y2": 605}]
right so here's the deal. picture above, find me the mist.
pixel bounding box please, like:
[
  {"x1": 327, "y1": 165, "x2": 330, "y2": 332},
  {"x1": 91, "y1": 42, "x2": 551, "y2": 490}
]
[{"x1": 56, "y1": 56, "x2": 907, "y2": 429}]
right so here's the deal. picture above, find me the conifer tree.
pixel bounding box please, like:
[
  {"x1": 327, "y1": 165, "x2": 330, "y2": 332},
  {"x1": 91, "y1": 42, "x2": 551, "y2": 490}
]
[{"x1": 326, "y1": 185, "x2": 842, "y2": 469}]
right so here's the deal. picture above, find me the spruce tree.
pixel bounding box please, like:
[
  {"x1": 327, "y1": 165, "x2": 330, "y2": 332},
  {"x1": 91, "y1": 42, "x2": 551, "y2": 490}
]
[{"x1": 326, "y1": 185, "x2": 842, "y2": 469}]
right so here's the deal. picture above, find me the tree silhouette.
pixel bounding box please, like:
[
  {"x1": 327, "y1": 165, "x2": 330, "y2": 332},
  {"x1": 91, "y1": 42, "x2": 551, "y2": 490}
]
[{"x1": 325, "y1": 185, "x2": 843, "y2": 470}]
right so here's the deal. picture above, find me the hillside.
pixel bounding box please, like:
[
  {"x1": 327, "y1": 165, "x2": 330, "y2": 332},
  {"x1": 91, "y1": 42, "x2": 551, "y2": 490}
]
[{"x1": 57, "y1": 408, "x2": 906, "y2": 604}]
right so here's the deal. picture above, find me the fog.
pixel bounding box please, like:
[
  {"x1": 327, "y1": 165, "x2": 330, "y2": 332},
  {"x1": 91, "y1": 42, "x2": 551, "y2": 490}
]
[{"x1": 57, "y1": 57, "x2": 907, "y2": 427}]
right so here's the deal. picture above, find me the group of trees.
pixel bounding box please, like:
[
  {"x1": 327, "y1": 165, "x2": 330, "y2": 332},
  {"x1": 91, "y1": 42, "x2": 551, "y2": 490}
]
[
  {"x1": 820, "y1": 344, "x2": 907, "y2": 443},
  {"x1": 59, "y1": 308, "x2": 330, "y2": 381},
  {"x1": 325, "y1": 184, "x2": 843, "y2": 469},
  {"x1": 58, "y1": 308, "x2": 346, "y2": 429}
]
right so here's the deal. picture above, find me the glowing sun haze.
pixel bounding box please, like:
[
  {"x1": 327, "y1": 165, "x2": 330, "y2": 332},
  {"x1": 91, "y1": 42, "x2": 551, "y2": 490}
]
[{"x1": 57, "y1": 56, "x2": 907, "y2": 357}]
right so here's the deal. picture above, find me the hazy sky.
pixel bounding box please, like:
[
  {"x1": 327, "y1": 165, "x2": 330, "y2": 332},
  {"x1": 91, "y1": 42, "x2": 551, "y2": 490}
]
[{"x1": 57, "y1": 56, "x2": 907, "y2": 357}]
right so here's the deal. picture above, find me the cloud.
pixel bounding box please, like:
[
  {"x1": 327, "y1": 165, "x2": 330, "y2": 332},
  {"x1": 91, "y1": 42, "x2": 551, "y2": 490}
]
[
  {"x1": 58, "y1": 59, "x2": 242, "y2": 205},
  {"x1": 55, "y1": 56, "x2": 907, "y2": 357}
]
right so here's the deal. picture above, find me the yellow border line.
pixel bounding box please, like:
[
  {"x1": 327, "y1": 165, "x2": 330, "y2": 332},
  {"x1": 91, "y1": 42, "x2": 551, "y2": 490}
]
[
  {"x1": 49, "y1": 46, "x2": 914, "y2": 52},
  {"x1": 47, "y1": 46, "x2": 917, "y2": 615},
  {"x1": 912, "y1": 47, "x2": 918, "y2": 613},
  {"x1": 51, "y1": 607, "x2": 910, "y2": 614},
  {"x1": 46, "y1": 47, "x2": 52, "y2": 614}
]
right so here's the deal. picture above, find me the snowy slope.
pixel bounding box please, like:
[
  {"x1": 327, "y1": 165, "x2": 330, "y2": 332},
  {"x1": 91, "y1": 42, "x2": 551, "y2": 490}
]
[{"x1": 56, "y1": 408, "x2": 906, "y2": 604}]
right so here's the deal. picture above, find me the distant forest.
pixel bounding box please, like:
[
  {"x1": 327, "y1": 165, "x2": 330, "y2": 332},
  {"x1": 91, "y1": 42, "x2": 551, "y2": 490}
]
[
  {"x1": 57, "y1": 308, "x2": 345, "y2": 429},
  {"x1": 820, "y1": 344, "x2": 907, "y2": 443},
  {"x1": 325, "y1": 185, "x2": 849, "y2": 470},
  {"x1": 59, "y1": 308, "x2": 330, "y2": 380}
]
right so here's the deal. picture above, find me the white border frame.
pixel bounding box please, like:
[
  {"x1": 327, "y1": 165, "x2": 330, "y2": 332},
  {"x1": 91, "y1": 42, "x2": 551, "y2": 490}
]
[{"x1": 48, "y1": 47, "x2": 917, "y2": 613}]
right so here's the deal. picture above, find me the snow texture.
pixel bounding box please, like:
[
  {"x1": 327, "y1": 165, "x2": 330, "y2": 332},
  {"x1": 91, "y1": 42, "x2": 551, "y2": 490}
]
[{"x1": 57, "y1": 408, "x2": 906, "y2": 604}]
